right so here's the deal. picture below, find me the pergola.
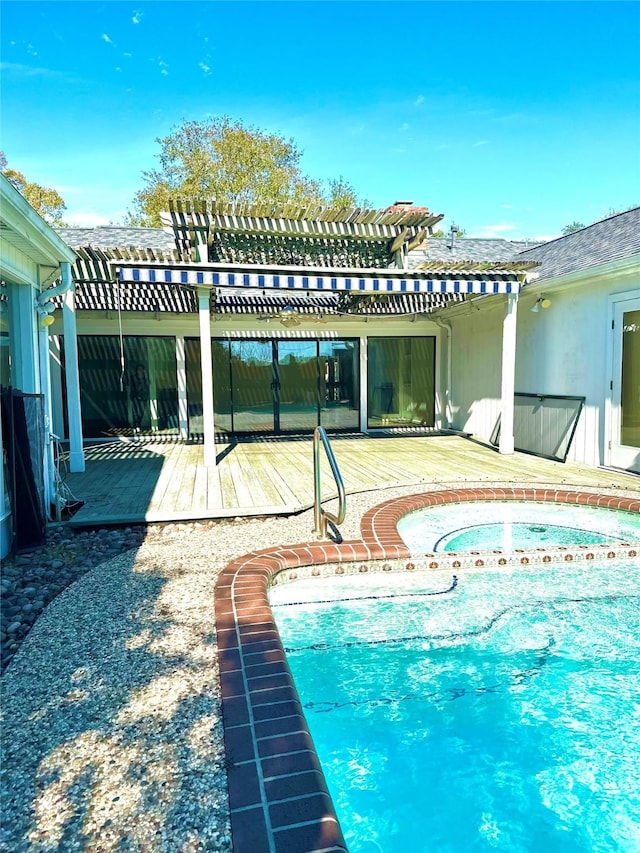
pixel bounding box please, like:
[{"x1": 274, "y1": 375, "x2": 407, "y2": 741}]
[{"x1": 64, "y1": 200, "x2": 538, "y2": 465}]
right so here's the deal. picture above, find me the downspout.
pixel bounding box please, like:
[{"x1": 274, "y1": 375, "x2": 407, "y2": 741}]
[
  {"x1": 434, "y1": 316, "x2": 452, "y2": 429},
  {"x1": 35, "y1": 263, "x2": 75, "y2": 318}
]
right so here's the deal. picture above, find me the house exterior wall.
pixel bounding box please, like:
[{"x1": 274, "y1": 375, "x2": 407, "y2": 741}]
[
  {"x1": 48, "y1": 311, "x2": 444, "y2": 439},
  {"x1": 0, "y1": 176, "x2": 76, "y2": 557},
  {"x1": 1, "y1": 250, "x2": 43, "y2": 557},
  {"x1": 448, "y1": 265, "x2": 640, "y2": 468}
]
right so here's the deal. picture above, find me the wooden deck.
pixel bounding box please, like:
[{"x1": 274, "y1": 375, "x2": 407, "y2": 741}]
[{"x1": 63, "y1": 434, "x2": 639, "y2": 527}]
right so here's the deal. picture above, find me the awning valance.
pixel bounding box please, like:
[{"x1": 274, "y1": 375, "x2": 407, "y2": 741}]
[{"x1": 118, "y1": 264, "x2": 523, "y2": 295}]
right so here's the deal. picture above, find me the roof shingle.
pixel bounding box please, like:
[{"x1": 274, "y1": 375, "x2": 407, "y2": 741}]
[{"x1": 516, "y1": 207, "x2": 640, "y2": 281}]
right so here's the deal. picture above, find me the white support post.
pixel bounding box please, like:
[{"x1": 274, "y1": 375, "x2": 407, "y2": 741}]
[
  {"x1": 61, "y1": 265, "x2": 85, "y2": 472},
  {"x1": 499, "y1": 292, "x2": 519, "y2": 455},
  {"x1": 10, "y1": 282, "x2": 39, "y2": 392},
  {"x1": 176, "y1": 336, "x2": 189, "y2": 440},
  {"x1": 197, "y1": 287, "x2": 216, "y2": 466}
]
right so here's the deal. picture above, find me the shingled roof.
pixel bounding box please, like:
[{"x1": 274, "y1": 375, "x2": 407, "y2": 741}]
[
  {"x1": 52, "y1": 220, "x2": 535, "y2": 316},
  {"x1": 516, "y1": 207, "x2": 640, "y2": 282},
  {"x1": 409, "y1": 237, "x2": 538, "y2": 267},
  {"x1": 55, "y1": 226, "x2": 175, "y2": 251}
]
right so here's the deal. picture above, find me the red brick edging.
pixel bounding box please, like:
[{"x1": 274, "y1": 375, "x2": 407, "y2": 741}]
[{"x1": 215, "y1": 488, "x2": 640, "y2": 852}]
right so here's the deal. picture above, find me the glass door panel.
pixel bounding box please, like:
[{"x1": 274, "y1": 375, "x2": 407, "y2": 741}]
[
  {"x1": 319, "y1": 340, "x2": 359, "y2": 430},
  {"x1": 231, "y1": 340, "x2": 274, "y2": 432},
  {"x1": 611, "y1": 299, "x2": 640, "y2": 473},
  {"x1": 367, "y1": 337, "x2": 435, "y2": 428},
  {"x1": 212, "y1": 340, "x2": 232, "y2": 435},
  {"x1": 74, "y1": 335, "x2": 178, "y2": 438},
  {"x1": 277, "y1": 341, "x2": 319, "y2": 432},
  {"x1": 620, "y1": 309, "x2": 640, "y2": 450}
]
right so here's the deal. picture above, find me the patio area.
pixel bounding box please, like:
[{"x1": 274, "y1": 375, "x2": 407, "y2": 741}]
[{"x1": 64, "y1": 433, "x2": 639, "y2": 527}]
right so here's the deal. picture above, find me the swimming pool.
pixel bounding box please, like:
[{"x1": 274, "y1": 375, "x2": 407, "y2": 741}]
[
  {"x1": 397, "y1": 501, "x2": 640, "y2": 554},
  {"x1": 270, "y1": 557, "x2": 640, "y2": 852},
  {"x1": 216, "y1": 487, "x2": 640, "y2": 853}
]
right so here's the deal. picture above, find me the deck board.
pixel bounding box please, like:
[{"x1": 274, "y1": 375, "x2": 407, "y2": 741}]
[{"x1": 65, "y1": 435, "x2": 639, "y2": 527}]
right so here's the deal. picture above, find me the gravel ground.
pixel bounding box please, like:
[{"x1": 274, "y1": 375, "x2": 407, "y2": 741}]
[
  {"x1": 1, "y1": 480, "x2": 636, "y2": 852},
  {"x1": 0, "y1": 483, "x2": 412, "y2": 853}
]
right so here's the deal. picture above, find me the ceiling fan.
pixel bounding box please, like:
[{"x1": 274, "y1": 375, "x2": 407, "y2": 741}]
[{"x1": 256, "y1": 304, "x2": 328, "y2": 327}]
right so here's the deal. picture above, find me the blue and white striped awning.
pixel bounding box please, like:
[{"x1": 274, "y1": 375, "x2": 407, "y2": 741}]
[{"x1": 118, "y1": 265, "x2": 522, "y2": 294}]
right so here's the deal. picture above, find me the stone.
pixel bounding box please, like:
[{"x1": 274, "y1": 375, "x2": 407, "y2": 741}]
[{"x1": 6, "y1": 621, "x2": 21, "y2": 634}]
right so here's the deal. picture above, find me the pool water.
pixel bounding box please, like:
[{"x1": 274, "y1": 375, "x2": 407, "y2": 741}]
[
  {"x1": 270, "y1": 559, "x2": 640, "y2": 852},
  {"x1": 397, "y1": 502, "x2": 640, "y2": 554}
]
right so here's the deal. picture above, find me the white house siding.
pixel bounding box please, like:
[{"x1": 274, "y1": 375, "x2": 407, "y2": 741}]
[
  {"x1": 448, "y1": 298, "x2": 505, "y2": 442},
  {"x1": 449, "y1": 270, "x2": 640, "y2": 468}
]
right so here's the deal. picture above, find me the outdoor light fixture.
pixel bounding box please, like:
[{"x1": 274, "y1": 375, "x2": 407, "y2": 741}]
[
  {"x1": 36, "y1": 299, "x2": 56, "y2": 326},
  {"x1": 531, "y1": 297, "x2": 551, "y2": 313}
]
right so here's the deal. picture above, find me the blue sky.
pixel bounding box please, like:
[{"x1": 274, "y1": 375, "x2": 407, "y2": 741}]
[{"x1": 2, "y1": 1, "x2": 639, "y2": 239}]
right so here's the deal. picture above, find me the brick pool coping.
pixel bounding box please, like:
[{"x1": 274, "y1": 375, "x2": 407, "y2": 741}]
[{"x1": 215, "y1": 488, "x2": 640, "y2": 853}]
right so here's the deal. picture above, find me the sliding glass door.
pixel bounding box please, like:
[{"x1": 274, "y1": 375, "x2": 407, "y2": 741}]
[
  {"x1": 277, "y1": 341, "x2": 319, "y2": 431},
  {"x1": 231, "y1": 340, "x2": 274, "y2": 433},
  {"x1": 186, "y1": 337, "x2": 359, "y2": 435},
  {"x1": 66, "y1": 335, "x2": 179, "y2": 438},
  {"x1": 367, "y1": 337, "x2": 436, "y2": 428}
]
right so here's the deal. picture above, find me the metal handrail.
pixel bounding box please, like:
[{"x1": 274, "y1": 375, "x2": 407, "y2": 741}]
[{"x1": 313, "y1": 426, "x2": 346, "y2": 539}]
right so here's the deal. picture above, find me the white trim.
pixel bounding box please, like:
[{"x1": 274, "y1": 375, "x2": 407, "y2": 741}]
[
  {"x1": 606, "y1": 289, "x2": 640, "y2": 471},
  {"x1": 0, "y1": 174, "x2": 76, "y2": 266}
]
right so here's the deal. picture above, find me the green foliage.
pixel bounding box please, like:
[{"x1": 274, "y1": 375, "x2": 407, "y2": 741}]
[
  {"x1": 1, "y1": 152, "x2": 67, "y2": 225},
  {"x1": 326, "y1": 176, "x2": 370, "y2": 210},
  {"x1": 561, "y1": 221, "x2": 586, "y2": 235},
  {"x1": 127, "y1": 118, "x2": 366, "y2": 226}
]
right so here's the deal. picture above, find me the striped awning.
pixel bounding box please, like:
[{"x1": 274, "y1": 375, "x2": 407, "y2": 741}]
[{"x1": 118, "y1": 265, "x2": 523, "y2": 295}]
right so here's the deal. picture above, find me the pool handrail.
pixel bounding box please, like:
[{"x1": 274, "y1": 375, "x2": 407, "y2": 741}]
[{"x1": 313, "y1": 426, "x2": 346, "y2": 539}]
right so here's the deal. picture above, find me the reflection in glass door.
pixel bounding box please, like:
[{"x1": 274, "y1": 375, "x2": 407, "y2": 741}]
[
  {"x1": 277, "y1": 341, "x2": 319, "y2": 431},
  {"x1": 186, "y1": 337, "x2": 359, "y2": 435},
  {"x1": 231, "y1": 340, "x2": 274, "y2": 432},
  {"x1": 319, "y1": 340, "x2": 359, "y2": 430}
]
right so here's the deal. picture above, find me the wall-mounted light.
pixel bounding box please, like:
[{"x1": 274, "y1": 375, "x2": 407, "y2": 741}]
[
  {"x1": 531, "y1": 297, "x2": 551, "y2": 313},
  {"x1": 36, "y1": 300, "x2": 56, "y2": 327}
]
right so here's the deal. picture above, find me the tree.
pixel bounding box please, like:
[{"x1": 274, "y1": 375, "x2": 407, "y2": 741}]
[
  {"x1": 1, "y1": 152, "x2": 67, "y2": 225},
  {"x1": 127, "y1": 117, "x2": 365, "y2": 226},
  {"x1": 326, "y1": 176, "x2": 370, "y2": 209},
  {"x1": 561, "y1": 221, "x2": 585, "y2": 235}
]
